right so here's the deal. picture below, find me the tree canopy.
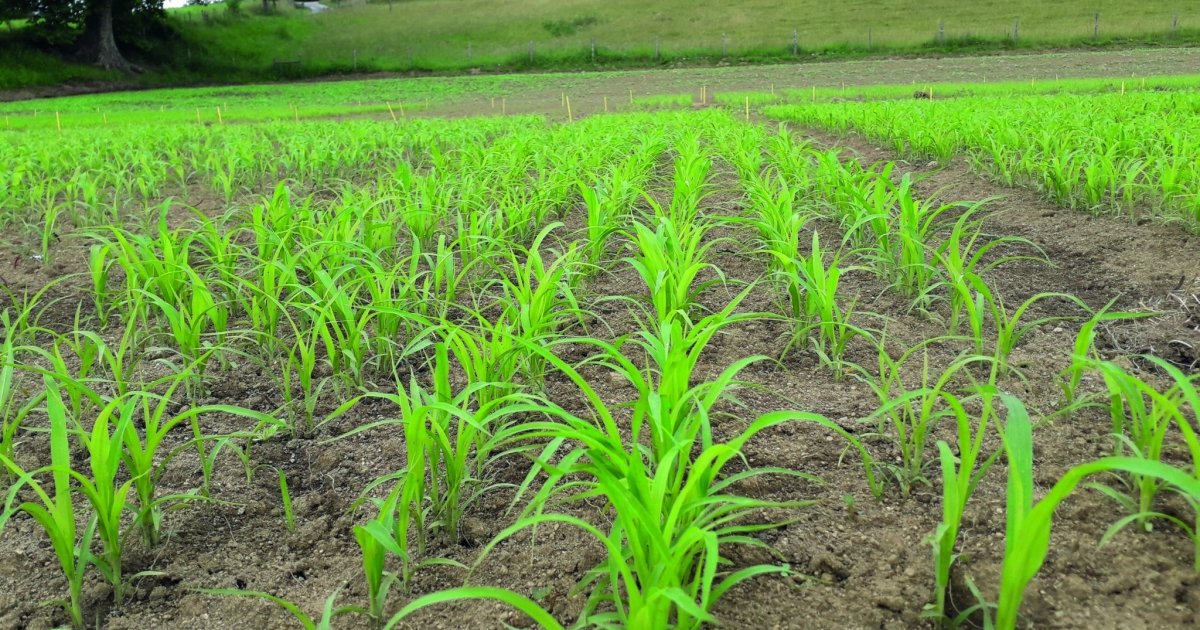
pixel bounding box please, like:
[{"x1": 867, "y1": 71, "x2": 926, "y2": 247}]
[{"x1": 0, "y1": 0, "x2": 166, "y2": 72}]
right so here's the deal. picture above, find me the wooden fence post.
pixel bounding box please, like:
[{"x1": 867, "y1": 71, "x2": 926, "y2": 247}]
[
  {"x1": 1014, "y1": 17, "x2": 1019, "y2": 43},
  {"x1": 1094, "y1": 13, "x2": 1100, "y2": 40},
  {"x1": 722, "y1": 33, "x2": 727, "y2": 57},
  {"x1": 529, "y1": 40, "x2": 534, "y2": 63},
  {"x1": 939, "y1": 20, "x2": 944, "y2": 44},
  {"x1": 793, "y1": 29, "x2": 798, "y2": 55}
]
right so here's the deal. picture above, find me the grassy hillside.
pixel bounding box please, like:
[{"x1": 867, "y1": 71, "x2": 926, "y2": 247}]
[
  {"x1": 173, "y1": 0, "x2": 1200, "y2": 74},
  {"x1": 1, "y1": 0, "x2": 1198, "y2": 92}
]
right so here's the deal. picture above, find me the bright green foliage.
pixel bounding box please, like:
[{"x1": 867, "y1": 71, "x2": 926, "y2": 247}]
[
  {"x1": 766, "y1": 89, "x2": 1200, "y2": 230},
  {"x1": 624, "y1": 216, "x2": 727, "y2": 329},
  {"x1": 0, "y1": 378, "x2": 89, "y2": 629},
  {"x1": 200, "y1": 585, "x2": 359, "y2": 630},
  {"x1": 481, "y1": 341, "x2": 820, "y2": 630},
  {"x1": 776, "y1": 231, "x2": 868, "y2": 378}
]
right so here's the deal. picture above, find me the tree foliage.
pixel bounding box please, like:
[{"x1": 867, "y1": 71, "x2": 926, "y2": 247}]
[{"x1": 0, "y1": 0, "x2": 166, "y2": 49}]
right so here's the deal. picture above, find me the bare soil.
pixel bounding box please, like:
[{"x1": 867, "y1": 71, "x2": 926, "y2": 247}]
[{"x1": 1, "y1": 128, "x2": 1199, "y2": 630}]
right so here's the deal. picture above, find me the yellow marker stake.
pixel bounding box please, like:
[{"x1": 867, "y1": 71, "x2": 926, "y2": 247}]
[
  {"x1": 629, "y1": 89, "x2": 633, "y2": 104},
  {"x1": 604, "y1": 96, "x2": 608, "y2": 113},
  {"x1": 103, "y1": 113, "x2": 107, "y2": 125},
  {"x1": 744, "y1": 96, "x2": 749, "y2": 122},
  {"x1": 566, "y1": 96, "x2": 572, "y2": 122},
  {"x1": 386, "y1": 102, "x2": 398, "y2": 123},
  {"x1": 502, "y1": 98, "x2": 506, "y2": 115},
  {"x1": 771, "y1": 84, "x2": 774, "y2": 95},
  {"x1": 55, "y1": 111, "x2": 61, "y2": 133},
  {"x1": 930, "y1": 87, "x2": 934, "y2": 101},
  {"x1": 812, "y1": 85, "x2": 815, "y2": 102},
  {"x1": 196, "y1": 108, "x2": 202, "y2": 125},
  {"x1": 1121, "y1": 81, "x2": 1125, "y2": 95},
  {"x1": 561, "y1": 92, "x2": 564, "y2": 107},
  {"x1": 491, "y1": 97, "x2": 495, "y2": 108},
  {"x1": 216, "y1": 107, "x2": 223, "y2": 124},
  {"x1": 399, "y1": 102, "x2": 405, "y2": 118},
  {"x1": 4, "y1": 116, "x2": 8, "y2": 128},
  {"x1": 293, "y1": 105, "x2": 299, "y2": 122}
]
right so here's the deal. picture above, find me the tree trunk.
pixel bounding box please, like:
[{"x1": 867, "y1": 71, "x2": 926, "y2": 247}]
[
  {"x1": 263, "y1": 0, "x2": 270, "y2": 13},
  {"x1": 80, "y1": 0, "x2": 139, "y2": 74}
]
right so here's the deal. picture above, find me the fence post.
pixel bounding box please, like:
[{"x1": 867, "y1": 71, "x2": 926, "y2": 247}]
[
  {"x1": 793, "y1": 28, "x2": 798, "y2": 55},
  {"x1": 1174, "y1": 10, "x2": 1179, "y2": 37},
  {"x1": 938, "y1": 20, "x2": 944, "y2": 44},
  {"x1": 722, "y1": 33, "x2": 727, "y2": 57},
  {"x1": 1094, "y1": 13, "x2": 1100, "y2": 40},
  {"x1": 1014, "y1": 17, "x2": 1019, "y2": 43},
  {"x1": 868, "y1": 24, "x2": 872, "y2": 50},
  {"x1": 529, "y1": 40, "x2": 534, "y2": 63},
  {"x1": 655, "y1": 36, "x2": 660, "y2": 59},
  {"x1": 591, "y1": 38, "x2": 595, "y2": 60}
]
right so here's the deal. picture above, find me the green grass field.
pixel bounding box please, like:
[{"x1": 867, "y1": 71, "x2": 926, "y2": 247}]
[
  {"x1": 1, "y1": 0, "x2": 1198, "y2": 91},
  {"x1": 171, "y1": 0, "x2": 1200, "y2": 74}
]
